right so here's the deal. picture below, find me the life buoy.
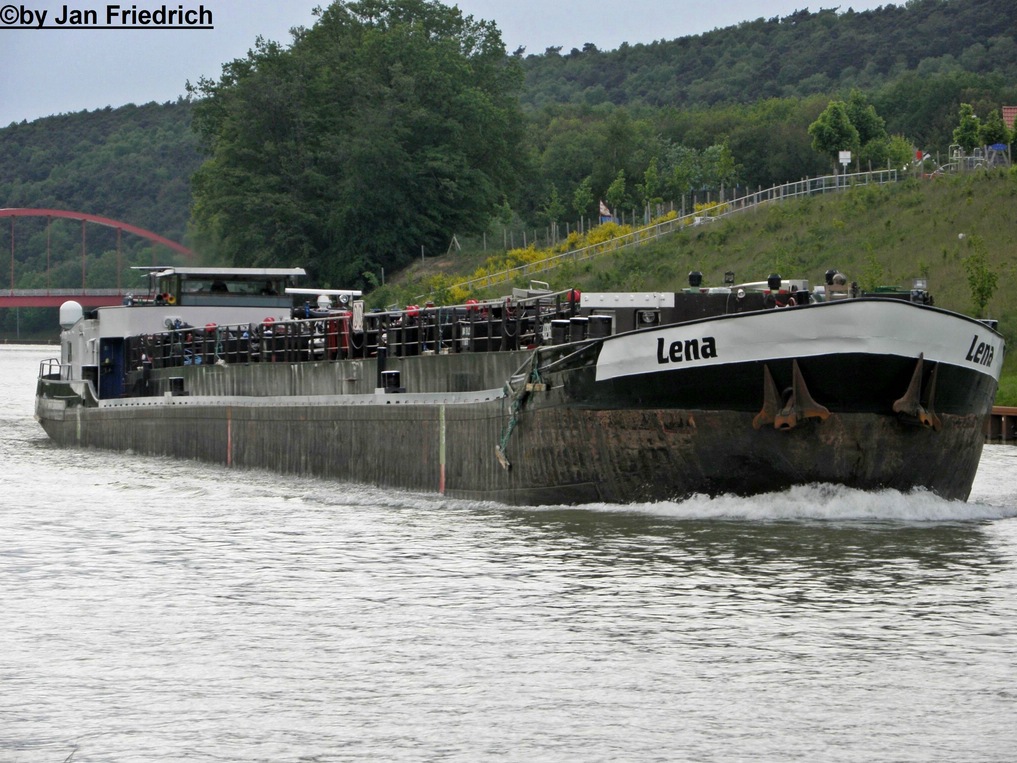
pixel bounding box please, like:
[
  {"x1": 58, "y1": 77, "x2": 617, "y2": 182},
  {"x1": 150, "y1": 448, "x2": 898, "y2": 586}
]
[{"x1": 166, "y1": 294, "x2": 176, "y2": 305}]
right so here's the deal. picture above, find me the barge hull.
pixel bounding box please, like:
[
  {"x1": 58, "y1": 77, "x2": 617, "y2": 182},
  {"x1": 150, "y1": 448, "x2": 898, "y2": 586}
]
[{"x1": 36, "y1": 392, "x2": 987, "y2": 504}]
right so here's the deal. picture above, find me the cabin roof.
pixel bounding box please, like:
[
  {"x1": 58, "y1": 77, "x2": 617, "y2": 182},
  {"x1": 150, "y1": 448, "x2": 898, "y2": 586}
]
[{"x1": 134, "y1": 266, "x2": 307, "y2": 279}]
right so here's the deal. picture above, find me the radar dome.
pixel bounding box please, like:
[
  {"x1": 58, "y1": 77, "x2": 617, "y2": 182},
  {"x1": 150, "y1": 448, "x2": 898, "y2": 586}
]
[{"x1": 59, "y1": 301, "x2": 83, "y2": 330}]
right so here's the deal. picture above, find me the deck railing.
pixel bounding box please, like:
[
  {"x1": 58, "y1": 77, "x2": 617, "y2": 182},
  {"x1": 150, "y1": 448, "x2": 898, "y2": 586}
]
[{"x1": 124, "y1": 294, "x2": 579, "y2": 375}]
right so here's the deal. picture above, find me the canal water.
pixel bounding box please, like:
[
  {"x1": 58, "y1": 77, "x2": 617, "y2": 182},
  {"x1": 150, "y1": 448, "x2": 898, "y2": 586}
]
[{"x1": 3, "y1": 344, "x2": 1017, "y2": 762}]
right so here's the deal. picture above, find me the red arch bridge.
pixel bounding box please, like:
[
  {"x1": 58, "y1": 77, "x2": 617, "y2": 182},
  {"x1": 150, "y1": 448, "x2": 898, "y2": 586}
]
[{"x1": 1, "y1": 208, "x2": 195, "y2": 308}]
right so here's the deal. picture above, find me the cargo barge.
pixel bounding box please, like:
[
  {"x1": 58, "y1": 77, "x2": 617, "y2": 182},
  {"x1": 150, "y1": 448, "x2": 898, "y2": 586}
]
[{"x1": 36, "y1": 266, "x2": 1005, "y2": 504}]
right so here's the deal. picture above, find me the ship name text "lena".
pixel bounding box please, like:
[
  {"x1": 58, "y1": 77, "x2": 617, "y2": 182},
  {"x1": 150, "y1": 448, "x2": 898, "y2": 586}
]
[
  {"x1": 965, "y1": 334, "x2": 996, "y2": 367},
  {"x1": 656, "y1": 335, "x2": 718, "y2": 364}
]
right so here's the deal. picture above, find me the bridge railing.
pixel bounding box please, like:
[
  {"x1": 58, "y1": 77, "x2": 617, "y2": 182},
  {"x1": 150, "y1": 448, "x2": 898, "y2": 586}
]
[{"x1": 5, "y1": 288, "x2": 125, "y2": 296}]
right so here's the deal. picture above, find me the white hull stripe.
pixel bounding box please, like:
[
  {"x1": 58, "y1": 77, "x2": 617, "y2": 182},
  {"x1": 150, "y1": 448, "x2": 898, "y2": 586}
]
[{"x1": 595, "y1": 300, "x2": 1004, "y2": 383}]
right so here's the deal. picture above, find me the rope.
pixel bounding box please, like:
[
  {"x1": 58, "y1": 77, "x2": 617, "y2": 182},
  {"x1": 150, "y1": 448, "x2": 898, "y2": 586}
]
[
  {"x1": 495, "y1": 349, "x2": 546, "y2": 470},
  {"x1": 214, "y1": 326, "x2": 225, "y2": 363}
]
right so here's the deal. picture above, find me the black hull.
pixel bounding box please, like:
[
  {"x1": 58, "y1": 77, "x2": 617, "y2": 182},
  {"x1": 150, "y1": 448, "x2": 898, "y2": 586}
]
[{"x1": 36, "y1": 350, "x2": 994, "y2": 505}]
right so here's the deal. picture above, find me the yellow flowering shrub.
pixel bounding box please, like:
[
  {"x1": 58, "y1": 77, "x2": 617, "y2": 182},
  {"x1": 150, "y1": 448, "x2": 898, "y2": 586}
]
[
  {"x1": 694, "y1": 201, "x2": 728, "y2": 216},
  {"x1": 442, "y1": 216, "x2": 666, "y2": 298}
]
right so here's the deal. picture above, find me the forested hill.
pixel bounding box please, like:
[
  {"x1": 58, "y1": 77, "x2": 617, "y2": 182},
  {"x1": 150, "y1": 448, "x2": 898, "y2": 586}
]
[
  {"x1": 0, "y1": 100, "x2": 200, "y2": 243},
  {"x1": 1, "y1": 0, "x2": 1014, "y2": 256},
  {"x1": 519, "y1": 0, "x2": 1017, "y2": 112}
]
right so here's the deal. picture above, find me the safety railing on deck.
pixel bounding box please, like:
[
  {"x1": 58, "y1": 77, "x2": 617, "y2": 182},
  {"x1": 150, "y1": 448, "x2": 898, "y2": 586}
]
[
  {"x1": 38, "y1": 357, "x2": 61, "y2": 376},
  {"x1": 126, "y1": 293, "x2": 581, "y2": 372}
]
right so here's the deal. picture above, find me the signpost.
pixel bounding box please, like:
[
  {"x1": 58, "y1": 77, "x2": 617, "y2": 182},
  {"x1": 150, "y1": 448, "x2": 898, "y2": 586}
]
[{"x1": 838, "y1": 151, "x2": 851, "y2": 187}]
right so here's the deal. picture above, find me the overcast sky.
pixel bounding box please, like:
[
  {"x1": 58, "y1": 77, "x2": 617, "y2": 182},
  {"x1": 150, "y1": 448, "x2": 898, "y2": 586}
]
[{"x1": 1, "y1": 1, "x2": 897, "y2": 127}]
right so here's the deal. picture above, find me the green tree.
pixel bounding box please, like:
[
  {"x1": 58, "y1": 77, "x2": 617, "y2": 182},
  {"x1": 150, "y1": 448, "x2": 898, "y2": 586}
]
[
  {"x1": 963, "y1": 235, "x2": 998, "y2": 318},
  {"x1": 860, "y1": 244, "x2": 885, "y2": 292},
  {"x1": 538, "y1": 184, "x2": 565, "y2": 228},
  {"x1": 605, "y1": 170, "x2": 627, "y2": 219},
  {"x1": 590, "y1": 109, "x2": 651, "y2": 198},
  {"x1": 538, "y1": 114, "x2": 599, "y2": 201},
  {"x1": 808, "y1": 101, "x2": 860, "y2": 170},
  {"x1": 952, "y1": 103, "x2": 981, "y2": 152},
  {"x1": 637, "y1": 160, "x2": 662, "y2": 213},
  {"x1": 657, "y1": 141, "x2": 739, "y2": 199},
  {"x1": 845, "y1": 89, "x2": 887, "y2": 145},
  {"x1": 189, "y1": 0, "x2": 525, "y2": 287},
  {"x1": 843, "y1": 89, "x2": 896, "y2": 168},
  {"x1": 572, "y1": 175, "x2": 594, "y2": 219},
  {"x1": 887, "y1": 134, "x2": 917, "y2": 170},
  {"x1": 701, "y1": 142, "x2": 739, "y2": 191},
  {"x1": 979, "y1": 108, "x2": 1010, "y2": 147},
  {"x1": 661, "y1": 143, "x2": 700, "y2": 198}
]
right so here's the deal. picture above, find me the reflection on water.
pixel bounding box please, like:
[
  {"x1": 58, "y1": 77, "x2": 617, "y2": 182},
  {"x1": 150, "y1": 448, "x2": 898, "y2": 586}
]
[{"x1": 4, "y1": 345, "x2": 1017, "y2": 762}]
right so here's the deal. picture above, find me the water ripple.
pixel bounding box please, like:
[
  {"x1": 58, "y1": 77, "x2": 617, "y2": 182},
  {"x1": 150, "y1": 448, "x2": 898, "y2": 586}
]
[{"x1": 4, "y1": 345, "x2": 1017, "y2": 762}]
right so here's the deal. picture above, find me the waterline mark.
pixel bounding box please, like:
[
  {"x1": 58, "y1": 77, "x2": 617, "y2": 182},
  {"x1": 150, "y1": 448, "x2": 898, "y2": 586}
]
[{"x1": 0, "y1": 3, "x2": 214, "y2": 28}]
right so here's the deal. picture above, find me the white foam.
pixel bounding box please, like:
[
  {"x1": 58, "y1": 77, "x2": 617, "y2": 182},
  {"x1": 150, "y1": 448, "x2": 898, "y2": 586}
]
[{"x1": 576, "y1": 483, "x2": 1017, "y2": 523}]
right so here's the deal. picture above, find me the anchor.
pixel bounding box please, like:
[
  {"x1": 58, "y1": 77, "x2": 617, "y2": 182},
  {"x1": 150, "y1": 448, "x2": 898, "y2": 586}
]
[
  {"x1": 754, "y1": 360, "x2": 830, "y2": 430},
  {"x1": 752, "y1": 364, "x2": 781, "y2": 430},
  {"x1": 892, "y1": 353, "x2": 942, "y2": 431}
]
